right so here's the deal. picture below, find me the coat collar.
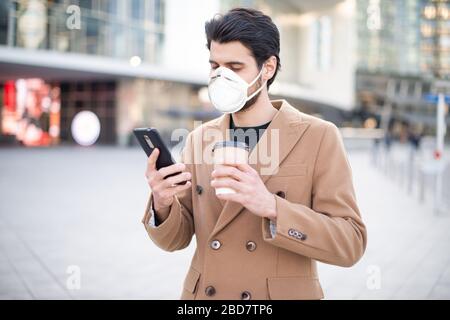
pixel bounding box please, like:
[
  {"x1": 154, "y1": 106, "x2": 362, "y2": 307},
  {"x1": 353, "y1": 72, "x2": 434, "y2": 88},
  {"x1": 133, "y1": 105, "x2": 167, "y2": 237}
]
[{"x1": 207, "y1": 99, "x2": 311, "y2": 238}]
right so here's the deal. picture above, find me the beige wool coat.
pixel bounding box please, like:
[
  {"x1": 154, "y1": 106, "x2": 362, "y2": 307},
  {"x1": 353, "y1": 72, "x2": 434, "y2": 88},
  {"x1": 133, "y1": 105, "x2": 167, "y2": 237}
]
[{"x1": 142, "y1": 99, "x2": 367, "y2": 300}]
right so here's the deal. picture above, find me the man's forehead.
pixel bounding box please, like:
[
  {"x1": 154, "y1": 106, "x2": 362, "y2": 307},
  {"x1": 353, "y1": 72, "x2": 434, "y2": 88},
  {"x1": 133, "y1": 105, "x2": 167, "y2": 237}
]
[{"x1": 209, "y1": 40, "x2": 253, "y2": 64}]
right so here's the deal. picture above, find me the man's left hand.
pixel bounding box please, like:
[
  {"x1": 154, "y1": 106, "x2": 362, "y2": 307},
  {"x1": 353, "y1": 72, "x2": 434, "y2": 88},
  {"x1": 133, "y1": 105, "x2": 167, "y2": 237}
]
[{"x1": 211, "y1": 163, "x2": 277, "y2": 221}]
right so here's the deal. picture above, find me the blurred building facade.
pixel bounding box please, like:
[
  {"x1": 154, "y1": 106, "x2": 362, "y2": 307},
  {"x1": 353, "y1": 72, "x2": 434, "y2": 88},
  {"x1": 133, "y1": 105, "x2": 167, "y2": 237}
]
[
  {"x1": 0, "y1": 0, "x2": 448, "y2": 147},
  {"x1": 0, "y1": 0, "x2": 212, "y2": 147},
  {"x1": 355, "y1": 0, "x2": 450, "y2": 139}
]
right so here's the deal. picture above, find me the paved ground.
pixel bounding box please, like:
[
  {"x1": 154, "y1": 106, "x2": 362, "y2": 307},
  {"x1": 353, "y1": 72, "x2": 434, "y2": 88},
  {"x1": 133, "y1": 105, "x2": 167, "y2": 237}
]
[{"x1": 0, "y1": 145, "x2": 449, "y2": 299}]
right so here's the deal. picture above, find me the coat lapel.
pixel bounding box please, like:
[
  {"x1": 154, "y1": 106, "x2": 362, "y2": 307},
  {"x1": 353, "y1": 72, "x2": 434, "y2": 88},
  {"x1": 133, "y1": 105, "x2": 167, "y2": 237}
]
[
  {"x1": 209, "y1": 100, "x2": 311, "y2": 238},
  {"x1": 198, "y1": 112, "x2": 230, "y2": 212}
]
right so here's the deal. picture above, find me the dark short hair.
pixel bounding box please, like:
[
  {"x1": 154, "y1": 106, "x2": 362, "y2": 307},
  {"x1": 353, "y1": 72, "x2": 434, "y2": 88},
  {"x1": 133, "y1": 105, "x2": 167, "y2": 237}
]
[{"x1": 205, "y1": 7, "x2": 281, "y2": 89}]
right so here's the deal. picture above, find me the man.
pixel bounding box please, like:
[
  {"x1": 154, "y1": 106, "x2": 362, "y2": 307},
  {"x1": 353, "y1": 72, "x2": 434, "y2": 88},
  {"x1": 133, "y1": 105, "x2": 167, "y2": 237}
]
[{"x1": 142, "y1": 8, "x2": 367, "y2": 300}]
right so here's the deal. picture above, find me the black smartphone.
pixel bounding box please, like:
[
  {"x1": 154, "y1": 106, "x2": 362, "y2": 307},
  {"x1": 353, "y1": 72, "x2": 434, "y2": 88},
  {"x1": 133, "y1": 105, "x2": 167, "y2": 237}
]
[{"x1": 133, "y1": 128, "x2": 187, "y2": 184}]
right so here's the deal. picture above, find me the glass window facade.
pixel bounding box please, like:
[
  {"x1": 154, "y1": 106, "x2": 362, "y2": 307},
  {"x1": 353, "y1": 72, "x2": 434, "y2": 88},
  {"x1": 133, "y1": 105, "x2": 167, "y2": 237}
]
[
  {"x1": 1, "y1": 0, "x2": 166, "y2": 65},
  {"x1": 357, "y1": 0, "x2": 450, "y2": 80},
  {"x1": 420, "y1": 0, "x2": 450, "y2": 78},
  {"x1": 357, "y1": 0, "x2": 422, "y2": 76}
]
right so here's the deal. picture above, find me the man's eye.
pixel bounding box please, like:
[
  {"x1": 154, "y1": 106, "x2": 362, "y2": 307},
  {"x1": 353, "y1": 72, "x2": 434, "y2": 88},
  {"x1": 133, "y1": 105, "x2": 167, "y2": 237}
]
[{"x1": 211, "y1": 65, "x2": 218, "y2": 70}]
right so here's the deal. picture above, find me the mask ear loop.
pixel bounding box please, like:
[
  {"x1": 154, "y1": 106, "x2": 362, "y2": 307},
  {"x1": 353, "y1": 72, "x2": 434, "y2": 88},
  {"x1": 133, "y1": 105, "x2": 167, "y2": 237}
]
[
  {"x1": 246, "y1": 66, "x2": 267, "y2": 101},
  {"x1": 248, "y1": 66, "x2": 265, "y2": 87}
]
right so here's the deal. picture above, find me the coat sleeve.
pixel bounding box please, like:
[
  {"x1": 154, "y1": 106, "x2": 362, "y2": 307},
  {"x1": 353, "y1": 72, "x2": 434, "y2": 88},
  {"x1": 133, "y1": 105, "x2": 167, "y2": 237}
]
[
  {"x1": 141, "y1": 132, "x2": 195, "y2": 252},
  {"x1": 262, "y1": 122, "x2": 367, "y2": 267}
]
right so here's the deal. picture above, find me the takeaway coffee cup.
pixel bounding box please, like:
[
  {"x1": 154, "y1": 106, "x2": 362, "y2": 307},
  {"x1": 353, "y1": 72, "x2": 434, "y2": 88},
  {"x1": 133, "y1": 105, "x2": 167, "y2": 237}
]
[{"x1": 212, "y1": 141, "x2": 249, "y2": 195}]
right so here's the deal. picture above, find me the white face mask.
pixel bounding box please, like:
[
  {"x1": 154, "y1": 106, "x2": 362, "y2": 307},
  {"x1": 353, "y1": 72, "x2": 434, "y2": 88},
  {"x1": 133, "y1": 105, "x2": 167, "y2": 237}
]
[{"x1": 208, "y1": 66, "x2": 266, "y2": 113}]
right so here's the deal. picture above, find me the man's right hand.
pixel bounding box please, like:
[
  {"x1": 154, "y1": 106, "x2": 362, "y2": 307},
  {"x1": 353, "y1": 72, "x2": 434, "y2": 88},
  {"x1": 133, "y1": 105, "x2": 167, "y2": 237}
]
[{"x1": 145, "y1": 148, "x2": 192, "y2": 214}]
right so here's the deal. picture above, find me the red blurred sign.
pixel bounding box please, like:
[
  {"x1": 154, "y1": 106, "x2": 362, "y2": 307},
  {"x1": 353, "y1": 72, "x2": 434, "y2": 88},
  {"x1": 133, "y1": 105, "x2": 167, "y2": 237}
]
[
  {"x1": 4, "y1": 81, "x2": 16, "y2": 112},
  {"x1": 1, "y1": 78, "x2": 61, "y2": 146}
]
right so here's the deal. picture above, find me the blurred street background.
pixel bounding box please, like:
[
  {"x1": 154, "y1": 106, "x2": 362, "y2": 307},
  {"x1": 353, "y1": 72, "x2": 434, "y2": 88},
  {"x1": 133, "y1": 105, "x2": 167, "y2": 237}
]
[{"x1": 0, "y1": 0, "x2": 449, "y2": 299}]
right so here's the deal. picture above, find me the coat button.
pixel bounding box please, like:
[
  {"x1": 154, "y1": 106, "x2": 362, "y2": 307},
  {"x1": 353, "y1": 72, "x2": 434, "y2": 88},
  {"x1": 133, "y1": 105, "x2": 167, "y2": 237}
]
[
  {"x1": 196, "y1": 185, "x2": 203, "y2": 195},
  {"x1": 205, "y1": 286, "x2": 216, "y2": 297},
  {"x1": 276, "y1": 191, "x2": 286, "y2": 199},
  {"x1": 246, "y1": 241, "x2": 257, "y2": 252},
  {"x1": 241, "y1": 291, "x2": 251, "y2": 300},
  {"x1": 210, "y1": 240, "x2": 221, "y2": 250},
  {"x1": 288, "y1": 228, "x2": 307, "y2": 241}
]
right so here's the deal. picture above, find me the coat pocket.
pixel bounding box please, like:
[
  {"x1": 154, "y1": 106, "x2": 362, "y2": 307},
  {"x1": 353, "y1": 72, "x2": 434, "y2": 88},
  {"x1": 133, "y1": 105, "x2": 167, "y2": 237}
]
[
  {"x1": 267, "y1": 277, "x2": 324, "y2": 300},
  {"x1": 181, "y1": 267, "x2": 201, "y2": 299}
]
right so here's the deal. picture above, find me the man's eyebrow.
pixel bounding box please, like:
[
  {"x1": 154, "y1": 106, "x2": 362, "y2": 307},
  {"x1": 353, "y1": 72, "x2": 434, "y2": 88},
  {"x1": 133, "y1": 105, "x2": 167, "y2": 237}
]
[{"x1": 209, "y1": 60, "x2": 245, "y2": 65}]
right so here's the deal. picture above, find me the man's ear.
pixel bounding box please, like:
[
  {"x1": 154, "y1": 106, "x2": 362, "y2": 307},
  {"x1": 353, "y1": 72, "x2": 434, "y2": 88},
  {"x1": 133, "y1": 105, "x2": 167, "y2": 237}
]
[{"x1": 263, "y1": 56, "x2": 277, "y2": 82}]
